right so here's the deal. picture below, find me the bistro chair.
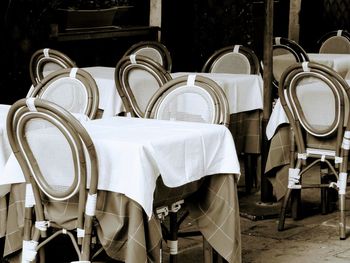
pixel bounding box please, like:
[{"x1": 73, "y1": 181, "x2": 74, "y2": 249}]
[
  {"x1": 114, "y1": 54, "x2": 172, "y2": 118},
  {"x1": 272, "y1": 37, "x2": 309, "y2": 91},
  {"x1": 277, "y1": 61, "x2": 350, "y2": 240},
  {"x1": 317, "y1": 30, "x2": 350, "y2": 54},
  {"x1": 29, "y1": 48, "x2": 76, "y2": 86},
  {"x1": 6, "y1": 97, "x2": 99, "y2": 262},
  {"x1": 201, "y1": 44, "x2": 260, "y2": 75},
  {"x1": 145, "y1": 74, "x2": 230, "y2": 262},
  {"x1": 123, "y1": 40, "x2": 173, "y2": 72},
  {"x1": 27, "y1": 67, "x2": 99, "y2": 120},
  {"x1": 202, "y1": 44, "x2": 261, "y2": 193}
]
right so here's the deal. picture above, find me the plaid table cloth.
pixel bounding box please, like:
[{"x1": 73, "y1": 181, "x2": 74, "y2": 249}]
[
  {"x1": 229, "y1": 110, "x2": 262, "y2": 155},
  {"x1": 1, "y1": 173, "x2": 241, "y2": 263}
]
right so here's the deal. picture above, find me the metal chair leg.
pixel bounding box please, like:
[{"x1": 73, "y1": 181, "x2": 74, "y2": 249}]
[
  {"x1": 339, "y1": 193, "x2": 346, "y2": 240},
  {"x1": 291, "y1": 189, "x2": 302, "y2": 220},
  {"x1": 169, "y1": 211, "x2": 179, "y2": 263},
  {"x1": 278, "y1": 188, "x2": 292, "y2": 231}
]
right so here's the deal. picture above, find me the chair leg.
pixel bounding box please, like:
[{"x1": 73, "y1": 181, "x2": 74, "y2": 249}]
[
  {"x1": 278, "y1": 188, "x2": 292, "y2": 231},
  {"x1": 0, "y1": 237, "x2": 4, "y2": 261},
  {"x1": 169, "y1": 211, "x2": 179, "y2": 263},
  {"x1": 291, "y1": 189, "x2": 302, "y2": 220},
  {"x1": 244, "y1": 154, "x2": 258, "y2": 194},
  {"x1": 339, "y1": 193, "x2": 346, "y2": 240},
  {"x1": 321, "y1": 187, "x2": 329, "y2": 215},
  {"x1": 320, "y1": 166, "x2": 330, "y2": 215}
]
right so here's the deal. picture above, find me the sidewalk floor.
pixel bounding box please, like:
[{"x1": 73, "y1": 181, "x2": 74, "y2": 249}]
[{"x1": 160, "y1": 171, "x2": 350, "y2": 263}]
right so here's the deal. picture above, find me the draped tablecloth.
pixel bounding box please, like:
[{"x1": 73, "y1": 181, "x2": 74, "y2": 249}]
[
  {"x1": 0, "y1": 105, "x2": 11, "y2": 239},
  {"x1": 273, "y1": 53, "x2": 350, "y2": 79},
  {"x1": 83, "y1": 67, "x2": 264, "y2": 154},
  {"x1": 0, "y1": 116, "x2": 241, "y2": 262},
  {"x1": 83, "y1": 67, "x2": 122, "y2": 118},
  {"x1": 170, "y1": 72, "x2": 264, "y2": 114},
  {"x1": 171, "y1": 72, "x2": 264, "y2": 155}
]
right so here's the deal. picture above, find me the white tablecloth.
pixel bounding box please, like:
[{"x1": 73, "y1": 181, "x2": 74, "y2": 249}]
[
  {"x1": 0, "y1": 117, "x2": 240, "y2": 218},
  {"x1": 273, "y1": 53, "x2": 350, "y2": 79},
  {"x1": 83, "y1": 67, "x2": 264, "y2": 117},
  {"x1": 171, "y1": 72, "x2": 264, "y2": 114},
  {"x1": 83, "y1": 67, "x2": 123, "y2": 117},
  {"x1": 0, "y1": 105, "x2": 11, "y2": 196},
  {"x1": 308, "y1": 53, "x2": 350, "y2": 78}
]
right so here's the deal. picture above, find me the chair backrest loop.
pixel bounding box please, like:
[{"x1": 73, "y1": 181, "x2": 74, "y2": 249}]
[
  {"x1": 123, "y1": 41, "x2": 173, "y2": 72},
  {"x1": 145, "y1": 74, "x2": 230, "y2": 127},
  {"x1": 201, "y1": 45, "x2": 260, "y2": 75},
  {"x1": 27, "y1": 68, "x2": 99, "y2": 119},
  {"x1": 115, "y1": 55, "x2": 172, "y2": 118},
  {"x1": 29, "y1": 48, "x2": 76, "y2": 86}
]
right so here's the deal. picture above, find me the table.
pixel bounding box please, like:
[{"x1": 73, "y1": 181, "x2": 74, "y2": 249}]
[
  {"x1": 308, "y1": 53, "x2": 350, "y2": 78},
  {"x1": 0, "y1": 105, "x2": 11, "y2": 239},
  {"x1": 170, "y1": 72, "x2": 264, "y2": 114},
  {"x1": 83, "y1": 67, "x2": 264, "y2": 154},
  {"x1": 273, "y1": 53, "x2": 350, "y2": 79},
  {"x1": 83, "y1": 67, "x2": 123, "y2": 118},
  {"x1": 0, "y1": 105, "x2": 11, "y2": 192},
  {"x1": 0, "y1": 117, "x2": 241, "y2": 262},
  {"x1": 172, "y1": 72, "x2": 264, "y2": 155},
  {"x1": 84, "y1": 67, "x2": 264, "y2": 116}
]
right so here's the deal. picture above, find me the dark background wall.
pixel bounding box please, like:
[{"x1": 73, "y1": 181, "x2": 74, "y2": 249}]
[
  {"x1": 161, "y1": 0, "x2": 289, "y2": 72},
  {"x1": 299, "y1": 0, "x2": 350, "y2": 52},
  {"x1": 0, "y1": 0, "x2": 348, "y2": 105}
]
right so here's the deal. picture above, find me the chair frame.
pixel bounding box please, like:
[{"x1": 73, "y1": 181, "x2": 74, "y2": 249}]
[
  {"x1": 201, "y1": 45, "x2": 261, "y2": 75},
  {"x1": 145, "y1": 74, "x2": 230, "y2": 262},
  {"x1": 272, "y1": 37, "x2": 310, "y2": 90},
  {"x1": 277, "y1": 62, "x2": 350, "y2": 240},
  {"x1": 115, "y1": 54, "x2": 172, "y2": 118},
  {"x1": 6, "y1": 97, "x2": 99, "y2": 261},
  {"x1": 317, "y1": 30, "x2": 350, "y2": 54},
  {"x1": 28, "y1": 67, "x2": 99, "y2": 119},
  {"x1": 29, "y1": 48, "x2": 76, "y2": 86},
  {"x1": 145, "y1": 74, "x2": 230, "y2": 127},
  {"x1": 123, "y1": 40, "x2": 173, "y2": 72}
]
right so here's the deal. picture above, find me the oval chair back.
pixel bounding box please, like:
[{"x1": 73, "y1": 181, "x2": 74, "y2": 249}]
[
  {"x1": 29, "y1": 48, "x2": 76, "y2": 86},
  {"x1": 123, "y1": 40, "x2": 173, "y2": 72},
  {"x1": 201, "y1": 45, "x2": 260, "y2": 75},
  {"x1": 115, "y1": 54, "x2": 172, "y2": 118},
  {"x1": 27, "y1": 68, "x2": 99, "y2": 119},
  {"x1": 318, "y1": 30, "x2": 350, "y2": 54}
]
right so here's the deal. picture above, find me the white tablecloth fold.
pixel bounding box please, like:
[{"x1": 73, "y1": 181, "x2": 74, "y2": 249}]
[
  {"x1": 171, "y1": 72, "x2": 264, "y2": 114},
  {"x1": 0, "y1": 117, "x2": 240, "y2": 218}
]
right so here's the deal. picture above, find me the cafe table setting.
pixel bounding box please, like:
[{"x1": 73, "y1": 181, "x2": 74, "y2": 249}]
[
  {"x1": 84, "y1": 66, "x2": 264, "y2": 155},
  {"x1": 0, "y1": 115, "x2": 242, "y2": 262}
]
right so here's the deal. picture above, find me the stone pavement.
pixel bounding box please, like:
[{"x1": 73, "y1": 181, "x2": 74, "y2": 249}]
[{"x1": 162, "y1": 188, "x2": 350, "y2": 263}]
